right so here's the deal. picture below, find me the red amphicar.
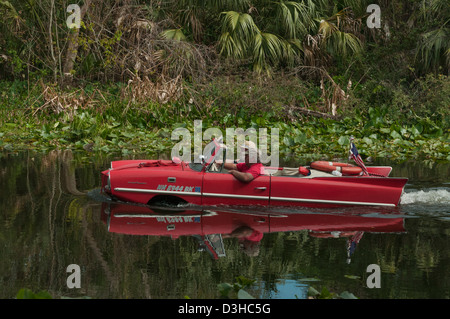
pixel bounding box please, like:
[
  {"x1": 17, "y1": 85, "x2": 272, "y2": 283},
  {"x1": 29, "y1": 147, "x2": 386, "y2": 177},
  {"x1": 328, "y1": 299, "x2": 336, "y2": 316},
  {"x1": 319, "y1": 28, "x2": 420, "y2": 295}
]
[{"x1": 101, "y1": 139, "x2": 408, "y2": 208}]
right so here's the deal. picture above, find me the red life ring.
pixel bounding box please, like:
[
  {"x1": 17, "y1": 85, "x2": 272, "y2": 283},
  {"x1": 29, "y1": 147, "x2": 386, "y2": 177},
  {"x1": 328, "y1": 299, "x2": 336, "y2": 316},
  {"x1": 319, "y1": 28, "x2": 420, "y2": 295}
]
[{"x1": 310, "y1": 161, "x2": 362, "y2": 176}]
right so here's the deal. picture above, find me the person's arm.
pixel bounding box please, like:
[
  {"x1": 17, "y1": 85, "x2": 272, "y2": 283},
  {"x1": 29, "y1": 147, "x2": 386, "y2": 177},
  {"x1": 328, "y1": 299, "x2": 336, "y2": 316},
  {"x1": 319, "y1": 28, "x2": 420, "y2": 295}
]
[
  {"x1": 222, "y1": 226, "x2": 254, "y2": 238},
  {"x1": 228, "y1": 170, "x2": 254, "y2": 183}
]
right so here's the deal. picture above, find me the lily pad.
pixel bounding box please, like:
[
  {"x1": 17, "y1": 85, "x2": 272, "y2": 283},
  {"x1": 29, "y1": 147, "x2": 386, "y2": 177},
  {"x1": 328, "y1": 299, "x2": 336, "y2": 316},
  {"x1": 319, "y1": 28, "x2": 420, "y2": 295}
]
[
  {"x1": 298, "y1": 277, "x2": 321, "y2": 282},
  {"x1": 237, "y1": 289, "x2": 255, "y2": 299},
  {"x1": 339, "y1": 291, "x2": 358, "y2": 299}
]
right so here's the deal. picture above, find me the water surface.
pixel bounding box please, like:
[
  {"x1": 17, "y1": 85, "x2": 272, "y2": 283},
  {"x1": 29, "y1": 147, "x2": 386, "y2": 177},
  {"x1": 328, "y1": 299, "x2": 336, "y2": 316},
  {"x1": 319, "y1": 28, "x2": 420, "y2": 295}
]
[{"x1": 0, "y1": 150, "x2": 448, "y2": 299}]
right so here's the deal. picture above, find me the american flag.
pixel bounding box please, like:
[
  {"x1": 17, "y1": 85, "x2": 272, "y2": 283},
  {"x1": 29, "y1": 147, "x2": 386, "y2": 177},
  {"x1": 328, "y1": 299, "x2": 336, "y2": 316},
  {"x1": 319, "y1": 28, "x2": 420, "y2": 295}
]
[
  {"x1": 347, "y1": 231, "x2": 365, "y2": 262},
  {"x1": 349, "y1": 140, "x2": 369, "y2": 175}
]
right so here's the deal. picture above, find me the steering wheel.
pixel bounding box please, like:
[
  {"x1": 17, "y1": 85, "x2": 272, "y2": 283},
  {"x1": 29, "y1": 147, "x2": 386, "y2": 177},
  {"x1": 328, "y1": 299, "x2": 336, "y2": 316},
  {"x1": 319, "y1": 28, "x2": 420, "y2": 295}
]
[
  {"x1": 204, "y1": 140, "x2": 226, "y2": 173},
  {"x1": 208, "y1": 159, "x2": 223, "y2": 172}
]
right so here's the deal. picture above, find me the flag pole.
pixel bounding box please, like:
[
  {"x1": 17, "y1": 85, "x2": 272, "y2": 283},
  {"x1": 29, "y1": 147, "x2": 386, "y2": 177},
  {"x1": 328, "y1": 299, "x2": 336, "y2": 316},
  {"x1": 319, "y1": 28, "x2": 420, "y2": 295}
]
[{"x1": 348, "y1": 136, "x2": 354, "y2": 163}]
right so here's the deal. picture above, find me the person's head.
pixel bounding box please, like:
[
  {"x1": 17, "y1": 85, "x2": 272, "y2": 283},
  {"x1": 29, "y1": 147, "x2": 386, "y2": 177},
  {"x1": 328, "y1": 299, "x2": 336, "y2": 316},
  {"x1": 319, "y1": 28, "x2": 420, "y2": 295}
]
[
  {"x1": 241, "y1": 141, "x2": 260, "y2": 164},
  {"x1": 240, "y1": 240, "x2": 260, "y2": 257}
]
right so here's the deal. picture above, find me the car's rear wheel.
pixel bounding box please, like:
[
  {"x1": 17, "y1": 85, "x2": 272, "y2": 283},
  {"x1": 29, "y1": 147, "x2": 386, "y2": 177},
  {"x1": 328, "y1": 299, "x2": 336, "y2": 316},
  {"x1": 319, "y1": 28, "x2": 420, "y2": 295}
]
[{"x1": 147, "y1": 195, "x2": 189, "y2": 207}]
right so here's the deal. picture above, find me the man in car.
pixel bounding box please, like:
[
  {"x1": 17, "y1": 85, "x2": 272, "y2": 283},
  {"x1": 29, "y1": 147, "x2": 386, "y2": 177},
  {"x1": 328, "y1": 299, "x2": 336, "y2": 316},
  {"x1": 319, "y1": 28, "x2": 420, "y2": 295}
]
[{"x1": 223, "y1": 141, "x2": 265, "y2": 183}]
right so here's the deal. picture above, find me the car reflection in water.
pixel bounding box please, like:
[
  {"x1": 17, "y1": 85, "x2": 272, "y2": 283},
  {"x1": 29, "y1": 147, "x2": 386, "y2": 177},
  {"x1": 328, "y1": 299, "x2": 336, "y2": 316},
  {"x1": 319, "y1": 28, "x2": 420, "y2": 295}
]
[{"x1": 101, "y1": 202, "x2": 405, "y2": 262}]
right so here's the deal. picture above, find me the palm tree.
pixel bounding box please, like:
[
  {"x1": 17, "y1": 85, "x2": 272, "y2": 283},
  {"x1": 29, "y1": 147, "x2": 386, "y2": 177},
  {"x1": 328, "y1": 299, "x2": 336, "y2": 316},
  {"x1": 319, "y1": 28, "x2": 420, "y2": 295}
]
[
  {"x1": 317, "y1": 9, "x2": 363, "y2": 60},
  {"x1": 218, "y1": 11, "x2": 259, "y2": 60},
  {"x1": 414, "y1": 0, "x2": 450, "y2": 74},
  {"x1": 0, "y1": 0, "x2": 23, "y2": 78},
  {"x1": 0, "y1": 0, "x2": 373, "y2": 80},
  {"x1": 216, "y1": 1, "x2": 364, "y2": 74},
  {"x1": 218, "y1": 9, "x2": 303, "y2": 74},
  {"x1": 415, "y1": 25, "x2": 450, "y2": 74},
  {"x1": 166, "y1": 0, "x2": 251, "y2": 43}
]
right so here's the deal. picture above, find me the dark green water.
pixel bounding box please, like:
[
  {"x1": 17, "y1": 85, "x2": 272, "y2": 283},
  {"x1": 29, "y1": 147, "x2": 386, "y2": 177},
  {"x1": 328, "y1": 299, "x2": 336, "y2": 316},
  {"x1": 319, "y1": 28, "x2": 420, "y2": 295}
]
[{"x1": 1, "y1": 150, "x2": 449, "y2": 299}]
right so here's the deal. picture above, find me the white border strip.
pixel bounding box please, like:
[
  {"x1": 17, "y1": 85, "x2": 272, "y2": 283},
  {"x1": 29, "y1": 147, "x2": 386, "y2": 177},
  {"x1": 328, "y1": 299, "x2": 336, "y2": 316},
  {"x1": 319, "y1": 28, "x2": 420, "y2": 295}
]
[
  {"x1": 113, "y1": 214, "x2": 203, "y2": 218},
  {"x1": 270, "y1": 196, "x2": 395, "y2": 207},
  {"x1": 114, "y1": 188, "x2": 201, "y2": 196},
  {"x1": 202, "y1": 192, "x2": 269, "y2": 200}
]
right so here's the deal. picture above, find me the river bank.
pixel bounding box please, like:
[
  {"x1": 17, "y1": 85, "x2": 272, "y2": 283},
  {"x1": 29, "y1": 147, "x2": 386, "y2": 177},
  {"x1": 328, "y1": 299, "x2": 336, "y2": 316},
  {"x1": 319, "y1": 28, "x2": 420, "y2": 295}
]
[{"x1": 0, "y1": 79, "x2": 449, "y2": 163}]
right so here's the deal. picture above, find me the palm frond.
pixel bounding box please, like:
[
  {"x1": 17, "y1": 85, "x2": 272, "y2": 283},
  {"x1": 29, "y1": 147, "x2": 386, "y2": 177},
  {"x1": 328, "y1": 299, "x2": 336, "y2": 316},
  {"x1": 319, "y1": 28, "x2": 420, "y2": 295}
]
[
  {"x1": 252, "y1": 32, "x2": 284, "y2": 74},
  {"x1": 209, "y1": 0, "x2": 251, "y2": 11},
  {"x1": 218, "y1": 11, "x2": 259, "y2": 59},
  {"x1": 419, "y1": 0, "x2": 450, "y2": 22},
  {"x1": 218, "y1": 31, "x2": 246, "y2": 59},
  {"x1": 221, "y1": 11, "x2": 259, "y2": 40},
  {"x1": 280, "y1": 38, "x2": 302, "y2": 67},
  {"x1": 273, "y1": 0, "x2": 316, "y2": 39},
  {"x1": 160, "y1": 28, "x2": 187, "y2": 41},
  {"x1": 318, "y1": 18, "x2": 363, "y2": 58},
  {"x1": 340, "y1": 0, "x2": 371, "y2": 17},
  {"x1": 446, "y1": 48, "x2": 450, "y2": 68},
  {"x1": 318, "y1": 19, "x2": 339, "y2": 39},
  {"x1": 416, "y1": 27, "x2": 450, "y2": 72}
]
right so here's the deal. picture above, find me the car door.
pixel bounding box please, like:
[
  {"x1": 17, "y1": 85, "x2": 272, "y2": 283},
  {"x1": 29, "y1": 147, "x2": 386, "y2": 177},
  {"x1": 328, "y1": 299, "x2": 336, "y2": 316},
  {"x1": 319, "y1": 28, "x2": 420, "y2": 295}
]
[{"x1": 202, "y1": 170, "x2": 270, "y2": 206}]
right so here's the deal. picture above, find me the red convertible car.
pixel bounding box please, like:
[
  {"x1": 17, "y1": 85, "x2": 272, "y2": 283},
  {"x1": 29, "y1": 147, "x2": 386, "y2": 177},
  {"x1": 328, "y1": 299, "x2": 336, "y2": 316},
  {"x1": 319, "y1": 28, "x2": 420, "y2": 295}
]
[{"x1": 101, "y1": 140, "x2": 408, "y2": 208}]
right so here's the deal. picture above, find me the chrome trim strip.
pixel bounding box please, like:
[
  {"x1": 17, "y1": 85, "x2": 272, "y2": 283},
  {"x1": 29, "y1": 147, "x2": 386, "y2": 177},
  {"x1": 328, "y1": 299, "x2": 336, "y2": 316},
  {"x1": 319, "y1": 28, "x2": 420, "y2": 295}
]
[
  {"x1": 114, "y1": 188, "x2": 201, "y2": 196},
  {"x1": 202, "y1": 192, "x2": 269, "y2": 200},
  {"x1": 112, "y1": 210, "x2": 218, "y2": 219},
  {"x1": 270, "y1": 196, "x2": 395, "y2": 207},
  {"x1": 113, "y1": 214, "x2": 203, "y2": 218}
]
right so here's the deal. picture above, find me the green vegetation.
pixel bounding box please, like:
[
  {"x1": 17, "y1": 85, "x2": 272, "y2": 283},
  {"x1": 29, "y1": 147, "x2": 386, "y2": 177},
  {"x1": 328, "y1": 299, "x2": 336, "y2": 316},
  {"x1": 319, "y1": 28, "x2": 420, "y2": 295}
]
[
  {"x1": 17, "y1": 277, "x2": 357, "y2": 299},
  {"x1": 217, "y1": 275, "x2": 257, "y2": 299},
  {"x1": 308, "y1": 286, "x2": 358, "y2": 299},
  {"x1": 216, "y1": 276, "x2": 359, "y2": 299},
  {"x1": 16, "y1": 288, "x2": 53, "y2": 299},
  {"x1": 0, "y1": 0, "x2": 449, "y2": 162},
  {"x1": 0, "y1": 75, "x2": 448, "y2": 161}
]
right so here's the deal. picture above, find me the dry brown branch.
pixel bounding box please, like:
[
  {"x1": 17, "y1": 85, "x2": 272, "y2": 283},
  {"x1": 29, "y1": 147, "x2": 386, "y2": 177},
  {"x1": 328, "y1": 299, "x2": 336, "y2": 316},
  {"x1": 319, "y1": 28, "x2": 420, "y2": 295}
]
[
  {"x1": 121, "y1": 74, "x2": 184, "y2": 105},
  {"x1": 31, "y1": 83, "x2": 98, "y2": 119},
  {"x1": 81, "y1": 3, "x2": 217, "y2": 85},
  {"x1": 288, "y1": 66, "x2": 351, "y2": 117},
  {"x1": 287, "y1": 105, "x2": 340, "y2": 119}
]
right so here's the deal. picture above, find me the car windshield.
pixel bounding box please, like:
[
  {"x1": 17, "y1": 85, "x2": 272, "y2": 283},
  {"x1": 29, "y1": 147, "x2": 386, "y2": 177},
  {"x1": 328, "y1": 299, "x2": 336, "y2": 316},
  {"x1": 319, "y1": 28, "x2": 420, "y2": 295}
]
[
  {"x1": 188, "y1": 139, "x2": 224, "y2": 172},
  {"x1": 189, "y1": 162, "x2": 203, "y2": 172}
]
